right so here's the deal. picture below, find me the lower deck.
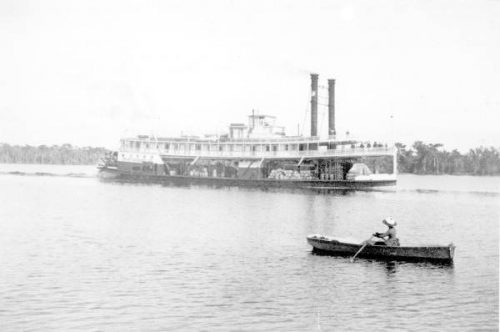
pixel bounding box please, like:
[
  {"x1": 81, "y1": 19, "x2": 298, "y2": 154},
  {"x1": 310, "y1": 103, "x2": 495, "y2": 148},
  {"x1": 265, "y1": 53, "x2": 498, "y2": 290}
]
[
  {"x1": 98, "y1": 151, "x2": 396, "y2": 189},
  {"x1": 98, "y1": 165, "x2": 396, "y2": 189}
]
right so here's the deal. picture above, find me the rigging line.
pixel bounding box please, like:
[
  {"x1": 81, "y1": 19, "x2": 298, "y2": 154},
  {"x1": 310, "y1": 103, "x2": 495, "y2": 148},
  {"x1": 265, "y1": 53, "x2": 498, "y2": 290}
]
[
  {"x1": 301, "y1": 107, "x2": 308, "y2": 136},
  {"x1": 300, "y1": 87, "x2": 311, "y2": 136},
  {"x1": 319, "y1": 106, "x2": 327, "y2": 136}
]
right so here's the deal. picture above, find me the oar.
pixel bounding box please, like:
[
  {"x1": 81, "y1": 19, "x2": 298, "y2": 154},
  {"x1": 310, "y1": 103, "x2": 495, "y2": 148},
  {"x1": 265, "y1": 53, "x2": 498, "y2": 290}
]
[{"x1": 350, "y1": 236, "x2": 375, "y2": 263}]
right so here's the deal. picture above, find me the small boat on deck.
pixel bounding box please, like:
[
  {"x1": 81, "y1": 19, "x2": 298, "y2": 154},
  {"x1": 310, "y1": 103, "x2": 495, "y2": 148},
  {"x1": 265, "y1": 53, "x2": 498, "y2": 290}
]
[{"x1": 307, "y1": 235, "x2": 455, "y2": 263}]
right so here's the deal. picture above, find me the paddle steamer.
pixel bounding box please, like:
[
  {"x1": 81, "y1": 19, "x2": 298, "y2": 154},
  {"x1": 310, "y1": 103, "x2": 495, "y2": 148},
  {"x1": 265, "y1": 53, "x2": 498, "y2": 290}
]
[{"x1": 98, "y1": 74, "x2": 397, "y2": 189}]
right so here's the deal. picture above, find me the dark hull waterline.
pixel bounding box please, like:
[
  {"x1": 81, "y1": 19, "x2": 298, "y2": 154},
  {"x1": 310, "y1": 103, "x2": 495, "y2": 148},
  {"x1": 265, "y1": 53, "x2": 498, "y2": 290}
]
[{"x1": 97, "y1": 168, "x2": 396, "y2": 189}]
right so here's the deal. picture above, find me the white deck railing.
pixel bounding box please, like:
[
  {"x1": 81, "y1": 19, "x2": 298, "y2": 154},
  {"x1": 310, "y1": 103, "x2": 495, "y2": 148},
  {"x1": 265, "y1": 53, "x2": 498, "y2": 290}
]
[{"x1": 120, "y1": 146, "x2": 396, "y2": 159}]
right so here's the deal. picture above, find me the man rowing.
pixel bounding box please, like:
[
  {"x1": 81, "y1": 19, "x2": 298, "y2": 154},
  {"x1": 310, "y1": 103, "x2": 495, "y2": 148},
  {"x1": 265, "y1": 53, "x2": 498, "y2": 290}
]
[{"x1": 372, "y1": 217, "x2": 400, "y2": 246}]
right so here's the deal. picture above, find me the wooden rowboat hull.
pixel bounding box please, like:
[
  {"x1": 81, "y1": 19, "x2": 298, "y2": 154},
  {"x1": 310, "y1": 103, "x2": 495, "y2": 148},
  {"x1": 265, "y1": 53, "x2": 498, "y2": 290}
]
[{"x1": 307, "y1": 235, "x2": 455, "y2": 263}]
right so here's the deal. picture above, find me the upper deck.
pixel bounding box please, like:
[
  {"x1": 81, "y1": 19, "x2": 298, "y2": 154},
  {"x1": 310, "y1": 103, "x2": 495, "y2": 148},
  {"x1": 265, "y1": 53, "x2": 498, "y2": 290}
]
[
  {"x1": 118, "y1": 79, "x2": 396, "y2": 161},
  {"x1": 119, "y1": 136, "x2": 396, "y2": 160}
]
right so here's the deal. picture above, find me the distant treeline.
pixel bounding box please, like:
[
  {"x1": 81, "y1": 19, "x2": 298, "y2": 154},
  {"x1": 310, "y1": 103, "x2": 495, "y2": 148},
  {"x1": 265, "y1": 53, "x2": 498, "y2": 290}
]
[
  {"x1": 0, "y1": 143, "x2": 109, "y2": 165},
  {"x1": 397, "y1": 141, "x2": 500, "y2": 175},
  {"x1": 1, "y1": 141, "x2": 499, "y2": 175}
]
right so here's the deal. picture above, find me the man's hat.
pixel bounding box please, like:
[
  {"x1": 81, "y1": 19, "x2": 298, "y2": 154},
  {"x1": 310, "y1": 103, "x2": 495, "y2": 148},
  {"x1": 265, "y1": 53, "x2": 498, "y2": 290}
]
[{"x1": 383, "y1": 217, "x2": 397, "y2": 227}]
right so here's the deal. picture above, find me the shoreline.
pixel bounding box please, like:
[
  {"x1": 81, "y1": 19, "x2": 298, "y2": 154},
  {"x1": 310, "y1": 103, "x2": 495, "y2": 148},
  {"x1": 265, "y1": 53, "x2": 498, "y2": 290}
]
[{"x1": 1, "y1": 162, "x2": 498, "y2": 177}]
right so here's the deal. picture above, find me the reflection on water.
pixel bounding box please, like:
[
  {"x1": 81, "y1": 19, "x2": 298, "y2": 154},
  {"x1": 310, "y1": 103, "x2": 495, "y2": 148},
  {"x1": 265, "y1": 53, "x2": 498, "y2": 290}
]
[
  {"x1": 101, "y1": 176, "x2": 360, "y2": 196},
  {"x1": 0, "y1": 165, "x2": 498, "y2": 331},
  {"x1": 384, "y1": 261, "x2": 398, "y2": 275},
  {"x1": 379, "y1": 260, "x2": 455, "y2": 277}
]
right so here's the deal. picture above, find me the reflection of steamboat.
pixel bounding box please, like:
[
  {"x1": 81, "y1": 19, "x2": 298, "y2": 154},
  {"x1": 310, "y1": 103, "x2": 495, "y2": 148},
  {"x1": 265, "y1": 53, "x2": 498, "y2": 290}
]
[{"x1": 98, "y1": 74, "x2": 397, "y2": 189}]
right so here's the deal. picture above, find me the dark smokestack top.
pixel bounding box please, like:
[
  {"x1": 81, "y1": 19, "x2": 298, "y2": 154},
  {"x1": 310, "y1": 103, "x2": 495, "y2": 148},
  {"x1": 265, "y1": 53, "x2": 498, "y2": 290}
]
[
  {"x1": 328, "y1": 79, "x2": 336, "y2": 137},
  {"x1": 310, "y1": 74, "x2": 319, "y2": 137}
]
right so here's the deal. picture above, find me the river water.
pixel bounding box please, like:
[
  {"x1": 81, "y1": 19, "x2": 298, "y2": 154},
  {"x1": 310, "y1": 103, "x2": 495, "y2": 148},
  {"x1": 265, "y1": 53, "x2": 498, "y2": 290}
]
[{"x1": 0, "y1": 165, "x2": 498, "y2": 331}]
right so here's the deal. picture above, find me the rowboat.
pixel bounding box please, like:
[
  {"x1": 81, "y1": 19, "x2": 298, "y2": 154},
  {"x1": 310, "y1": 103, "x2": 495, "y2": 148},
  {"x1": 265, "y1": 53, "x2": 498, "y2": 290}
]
[{"x1": 307, "y1": 234, "x2": 455, "y2": 263}]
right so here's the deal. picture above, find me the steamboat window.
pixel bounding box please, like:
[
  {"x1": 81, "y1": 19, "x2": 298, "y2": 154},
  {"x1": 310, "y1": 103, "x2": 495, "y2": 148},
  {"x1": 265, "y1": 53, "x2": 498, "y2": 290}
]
[
  {"x1": 272, "y1": 145, "x2": 277, "y2": 152},
  {"x1": 252, "y1": 145, "x2": 257, "y2": 152},
  {"x1": 219, "y1": 145, "x2": 223, "y2": 151},
  {"x1": 164, "y1": 143, "x2": 170, "y2": 150},
  {"x1": 284, "y1": 145, "x2": 289, "y2": 151},
  {"x1": 195, "y1": 144, "x2": 201, "y2": 151},
  {"x1": 266, "y1": 145, "x2": 270, "y2": 152}
]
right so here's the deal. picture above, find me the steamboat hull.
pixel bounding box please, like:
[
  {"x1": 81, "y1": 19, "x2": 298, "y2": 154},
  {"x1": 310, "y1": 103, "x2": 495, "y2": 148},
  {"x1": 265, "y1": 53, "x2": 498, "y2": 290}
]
[
  {"x1": 307, "y1": 235, "x2": 455, "y2": 263},
  {"x1": 96, "y1": 165, "x2": 121, "y2": 179},
  {"x1": 99, "y1": 167, "x2": 395, "y2": 189}
]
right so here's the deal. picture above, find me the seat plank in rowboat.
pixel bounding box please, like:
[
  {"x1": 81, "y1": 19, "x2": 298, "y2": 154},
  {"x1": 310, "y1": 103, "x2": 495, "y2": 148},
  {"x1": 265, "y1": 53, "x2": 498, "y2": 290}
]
[{"x1": 307, "y1": 235, "x2": 455, "y2": 263}]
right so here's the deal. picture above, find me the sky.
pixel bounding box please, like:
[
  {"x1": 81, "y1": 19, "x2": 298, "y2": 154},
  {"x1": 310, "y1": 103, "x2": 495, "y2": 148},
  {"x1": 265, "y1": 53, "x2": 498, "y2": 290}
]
[{"x1": 0, "y1": 0, "x2": 499, "y2": 151}]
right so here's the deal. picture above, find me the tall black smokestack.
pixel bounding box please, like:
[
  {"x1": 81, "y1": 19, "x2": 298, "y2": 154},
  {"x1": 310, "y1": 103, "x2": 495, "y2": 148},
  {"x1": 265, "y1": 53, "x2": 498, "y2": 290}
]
[
  {"x1": 328, "y1": 79, "x2": 336, "y2": 137},
  {"x1": 310, "y1": 73, "x2": 318, "y2": 137}
]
